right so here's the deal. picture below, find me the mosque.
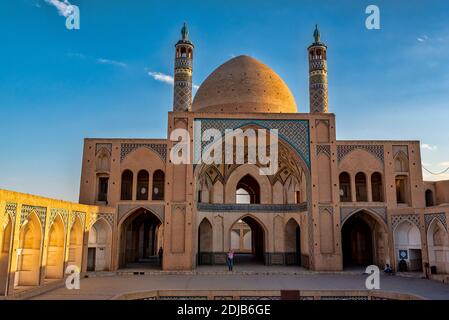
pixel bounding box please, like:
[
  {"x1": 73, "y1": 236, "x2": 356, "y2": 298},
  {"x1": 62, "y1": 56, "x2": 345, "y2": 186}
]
[{"x1": 1, "y1": 24, "x2": 449, "y2": 296}]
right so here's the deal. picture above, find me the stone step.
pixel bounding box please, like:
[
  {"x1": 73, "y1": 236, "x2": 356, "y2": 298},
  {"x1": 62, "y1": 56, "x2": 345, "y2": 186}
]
[{"x1": 85, "y1": 269, "x2": 367, "y2": 278}]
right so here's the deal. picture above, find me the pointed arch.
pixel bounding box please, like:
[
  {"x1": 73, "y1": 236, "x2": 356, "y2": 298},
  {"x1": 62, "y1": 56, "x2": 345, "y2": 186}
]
[
  {"x1": 68, "y1": 217, "x2": 83, "y2": 270},
  {"x1": 394, "y1": 151, "x2": 409, "y2": 173},
  {"x1": 342, "y1": 209, "x2": 389, "y2": 268},
  {"x1": 427, "y1": 218, "x2": 449, "y2": 274},
  {"x1": 236, "y1": 174, "x2": 261, "y2": 204},
  {"x1": 230, "y1": 214, "x2": 267, "y2": 263},
  {"x1": 17, "y1": 212, "x2": 42, "y2": 286},
  {"x1": 87, "y1": 218, "x2": 112, "y2": 271},
  {"x1": 225, "y1": 165, "x2": 271, "y2": 204},
  {"x1": 285, "y1": 218, "x2": 301, "y2": 265},
  {"x1": 46, "y1": 215, "x2": 65, "y2": 279},
  {"x1": 0, "y1": 216, "x2": 13, "y2": 294},
  {"x1": 197, "y1": 173, "x2": 213, "y2": 204},
  {"x1": 285, "y1": 175, "x2": 301, "y2": 204},
  {"x1": 96, "y1": 147, "x2": 111, "y2": 172},
  {"x1": 118, "y1": 207, "x2": 163, "y2": 268},
  {"x1": 193, "y1": 126, "x2": 311, "y2": 207},
  {"x1": 197, "y1": 218, "x2": 213, "y2": 265},
  {"x1": 394, "y1": 219, "x2": 422, "y2": 272}
]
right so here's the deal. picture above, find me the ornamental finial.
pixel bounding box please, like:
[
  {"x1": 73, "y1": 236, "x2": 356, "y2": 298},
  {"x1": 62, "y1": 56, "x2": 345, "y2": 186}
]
[
  {"x1": 313, "y1": 24, "x2": 320, "y2": 43},
  {"x1": 181, "y1": 22, "x2": 189, "y2": 40}
]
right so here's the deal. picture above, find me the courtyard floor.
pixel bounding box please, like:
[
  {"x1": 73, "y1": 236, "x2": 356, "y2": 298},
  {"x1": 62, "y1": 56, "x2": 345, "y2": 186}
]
[{"x1": 30, "y1": 266, "x2": 449, "y2": 300}]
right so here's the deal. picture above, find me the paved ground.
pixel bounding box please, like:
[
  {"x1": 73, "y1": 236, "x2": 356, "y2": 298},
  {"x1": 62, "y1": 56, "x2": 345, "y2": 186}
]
[{"x1": 31, "y1": 266, "x2": 449, "y2": 300}]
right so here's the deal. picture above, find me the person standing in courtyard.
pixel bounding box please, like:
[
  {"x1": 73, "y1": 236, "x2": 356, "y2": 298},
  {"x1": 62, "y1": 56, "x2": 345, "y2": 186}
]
[
  {"x1": 227, "y1": 250, "x2": 234, "y2": 271},
  {"x1": 158, "y1": 247, "x2": 163, "y2": 266}
]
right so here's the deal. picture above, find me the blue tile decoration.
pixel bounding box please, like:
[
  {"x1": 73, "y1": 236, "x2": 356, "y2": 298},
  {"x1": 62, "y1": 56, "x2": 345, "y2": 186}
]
[{"x1": 193, "y1": 118, "x2": 310, "y2": 168}]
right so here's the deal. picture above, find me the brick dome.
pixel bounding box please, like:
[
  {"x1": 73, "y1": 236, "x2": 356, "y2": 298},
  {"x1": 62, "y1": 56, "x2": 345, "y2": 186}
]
[{"x1": 192, "y1": 55, "x2": 298, "y2": 113}]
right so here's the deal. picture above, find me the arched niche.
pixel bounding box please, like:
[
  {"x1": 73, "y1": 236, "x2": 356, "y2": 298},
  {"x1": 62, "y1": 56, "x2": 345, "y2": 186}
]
[
  {"x1": 17, "y1": 213, "x2": 42, "y2": 287},
  {"x1": 394, "y1": 220, "x2": 422, "y2": 272},
  {"x1": 87, "y1": 219, "x2": 112, "y2": 271},
  {"x1": 225, "y1": 165, "x2": 271, "y2": 204},
  {"x1": 46, "y1": 215, "x2": 65, "y2": 279},
  {"x1": 427, "y1": 219, "x2": 449, "y2": 274},
  {"x1": 68, "y1": 218, "x2": 84, "y2": 270}
]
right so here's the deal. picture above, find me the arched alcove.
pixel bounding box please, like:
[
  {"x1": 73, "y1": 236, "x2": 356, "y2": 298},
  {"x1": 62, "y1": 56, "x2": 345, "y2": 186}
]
[
  {"x1": 197, "y1": 218, "x2": 213, "y2": 265},
  {"x1": 236, "y1": 174, "x2": 260, "y2": 204},
  {"x1": 427, "y1": 220, "x2": 449, "y2": 275},
  {"x1": 87, "y1": 219, "x2": 112, "y2": 271},
  {"x1": 230, "y1": 216, "x2": 265, "y2": 264},
  {"x1": 68, "y1": 218, "x2": 83, "y2": 270},
  {"x1": 0, "y1": 218, "x2": 13, "y2": 294},
  {"x1": 284, "y1": 219, "x2": 301, "y2": 265},
  {"x1": 17, "y1": 213, "x2": 42, "y2": 287},
  {"x1": 45, "y1": 215, "x2": 65, "y2": 279},
  {"x1": 119, "y1": 208, "x2": 162, "y2": 268},
  {"x1": 394, "y1": 220, "x2": 422, "y2": 272}
]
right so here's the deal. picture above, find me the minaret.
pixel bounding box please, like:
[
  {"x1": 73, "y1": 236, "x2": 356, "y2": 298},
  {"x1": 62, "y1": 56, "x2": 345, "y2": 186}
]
[
  {"x1": 308, "y1": 25, "x2": 329, "y2": 113},
  {"x1": 173, "y1": 23, "x2": 194, "y2": 112}
]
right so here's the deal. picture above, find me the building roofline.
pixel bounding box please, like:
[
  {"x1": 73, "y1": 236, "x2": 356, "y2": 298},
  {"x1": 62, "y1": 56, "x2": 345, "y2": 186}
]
[
  {"x1": 337, "y1": 140, "x2": 421, "y2": 144},
  {"x1": 84, "y1": 138, "x2": 167, "y2": 142}
]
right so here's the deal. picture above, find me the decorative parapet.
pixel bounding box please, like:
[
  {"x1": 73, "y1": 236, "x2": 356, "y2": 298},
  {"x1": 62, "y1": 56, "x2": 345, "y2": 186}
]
[
  {"x1": 197, "y1": 203, "x2": 308, "y2": 213},
  {"x1": 0, "y1": 189, "x2": 101, "y2": 233}
]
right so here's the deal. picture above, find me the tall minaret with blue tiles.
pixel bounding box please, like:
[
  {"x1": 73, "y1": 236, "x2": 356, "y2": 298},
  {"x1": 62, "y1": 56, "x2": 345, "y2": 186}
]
[
  {"x1": 308, "y1": 25, "x2": 329, "y2": 113},
  {"x1": 173, "y1": 23, "x2": 194, "y2": 112}
]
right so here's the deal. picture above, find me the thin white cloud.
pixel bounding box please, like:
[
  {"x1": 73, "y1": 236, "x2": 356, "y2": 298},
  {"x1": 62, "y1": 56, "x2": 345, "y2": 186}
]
[
  {"x1": 421, "y1": 144, "x2": 438, "y2": 151},
  {"x1": 67, "y1": 53, "x2": 129, "y2": 69},
  {"x1": 148, "y1": 72, "x2": 174, "y2": 85},
  {"x1": 44, "y1": 0, "x2": 74, "y2": 17},
  {"x1": 417, "y1": 35, "x2": 429, "y2": 43},
  {"x1": 438, "y1": 161, "x2": 449, "y2": 167},
  {"x1": 96, "y1": 58, "x2": 128, "y2": 68},
  {"x1": 147, "y1": 71, "x2": 200, "y2": 90}
]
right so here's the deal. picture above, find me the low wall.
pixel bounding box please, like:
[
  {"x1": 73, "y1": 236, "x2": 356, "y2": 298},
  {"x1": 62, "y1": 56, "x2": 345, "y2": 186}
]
[{"x1": 112, "y1": 289, "x2": 424, "y2": 301}]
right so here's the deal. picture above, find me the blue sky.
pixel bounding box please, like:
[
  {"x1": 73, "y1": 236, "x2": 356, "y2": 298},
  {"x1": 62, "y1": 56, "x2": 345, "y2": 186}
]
[{"x1": 0, "y1": 0, "x2": 448, "y2": 202}]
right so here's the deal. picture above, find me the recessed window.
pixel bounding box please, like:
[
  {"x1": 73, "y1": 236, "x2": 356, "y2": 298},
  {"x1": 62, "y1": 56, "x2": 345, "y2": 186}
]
[
  {"x1": 235, "y1": 175, "x2": 260, "y2": 204},
  {"x1": 371, "y1": 172, "x2": 383, "y2": 202},
  {"x1": 136, "y1": 170, "x2": 149, "y2": 201},
  {"x1": 355, "y1": 172, "x2": 368, "y2": 202},
  {"x1": 97, "y1": 177, "x2": 109, "y2": 202},
  {"x1": 339, "y1": 172, "x2": 351, "y2": 202},
  {"x1": 152, "y1": 170, "x2": 165, "y2": 201},
  {"x1": 121, "y1": 170, "x2": 133, "y2": 201}
]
